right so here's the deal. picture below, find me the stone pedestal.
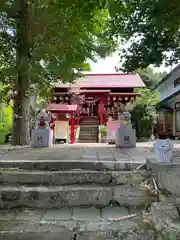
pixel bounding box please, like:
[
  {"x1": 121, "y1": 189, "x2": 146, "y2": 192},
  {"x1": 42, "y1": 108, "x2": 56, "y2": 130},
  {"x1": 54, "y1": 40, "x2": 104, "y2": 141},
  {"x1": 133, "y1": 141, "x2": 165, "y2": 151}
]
[
  {"x1": 115, "y1": 124, "x2": 136, "y2": 148},
  {"x1": 31, "y1": 128, "x2": 53, "y2": 147}
]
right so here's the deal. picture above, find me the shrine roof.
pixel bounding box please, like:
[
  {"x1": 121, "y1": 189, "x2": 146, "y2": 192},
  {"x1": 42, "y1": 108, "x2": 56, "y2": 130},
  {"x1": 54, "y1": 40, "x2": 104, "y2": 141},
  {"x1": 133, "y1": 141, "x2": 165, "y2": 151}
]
[
  {"x1": 55, "y1": 73, "x2": 145, "y2": 88},
  {"x1": 46, "y1": 104, "x2": 77, "y2": 112},
  {"x1": 80, "y1": 89, "x2": 111, "y2": 93},
  {"x1": 109, "y1": 92, "x2": 141, "y2": 96}
]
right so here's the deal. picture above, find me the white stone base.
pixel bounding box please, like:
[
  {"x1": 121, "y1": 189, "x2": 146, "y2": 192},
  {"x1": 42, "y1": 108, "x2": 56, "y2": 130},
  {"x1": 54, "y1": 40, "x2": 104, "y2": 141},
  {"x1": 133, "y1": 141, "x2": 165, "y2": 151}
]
[
  {"x1": 115, "y1": 126, "x2": 136, "y2": 148},
  {"x1": 31, "y1": 128, "x2": 53, "y2": 148}
]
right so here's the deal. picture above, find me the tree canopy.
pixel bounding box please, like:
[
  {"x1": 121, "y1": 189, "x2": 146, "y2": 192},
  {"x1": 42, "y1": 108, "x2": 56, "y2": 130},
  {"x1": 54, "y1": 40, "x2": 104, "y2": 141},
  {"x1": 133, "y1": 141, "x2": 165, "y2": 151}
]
[
  {"x1": 136, "y1": 67, "x2": 167, "y2": 89},
  {"x1": 0, "y1": 0, "x2": 116, "y2": 91},
  {"x1": 0, "y1": 0, "x2": 119, "y2": 145},
  {"x1": 111, "y1": 0, "x2": 180, "y2": 71}
]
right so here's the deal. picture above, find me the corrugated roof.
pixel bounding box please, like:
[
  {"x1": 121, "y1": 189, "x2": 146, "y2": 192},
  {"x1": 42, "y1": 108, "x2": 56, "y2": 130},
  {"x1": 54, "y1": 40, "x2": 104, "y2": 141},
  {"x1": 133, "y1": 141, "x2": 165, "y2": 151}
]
[
  {"x1": 46, "y1": 104, "x2": 77, "y2": 112},
  {"x1": 55, "y1": 73, "x2": 145, "y2": 88}
]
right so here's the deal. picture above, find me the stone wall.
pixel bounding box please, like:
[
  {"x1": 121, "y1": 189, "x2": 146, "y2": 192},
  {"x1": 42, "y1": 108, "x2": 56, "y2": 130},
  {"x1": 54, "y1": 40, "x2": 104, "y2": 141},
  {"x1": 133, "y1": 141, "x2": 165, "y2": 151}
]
[{"x1": 147, "y1": 158, "x2": 180, "y2": 239}]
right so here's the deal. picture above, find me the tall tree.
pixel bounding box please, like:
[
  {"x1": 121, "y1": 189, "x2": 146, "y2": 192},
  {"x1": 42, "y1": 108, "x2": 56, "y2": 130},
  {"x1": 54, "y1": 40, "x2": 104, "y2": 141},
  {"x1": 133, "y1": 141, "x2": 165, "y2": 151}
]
[
  {"x1": 109, "y1": 0, "x2": 180, "y2": 71},
  {"x1": 136, "y1": 67, "x2": 167, "y2": 89},
  {"x1": 0, "y1": 0, "x2": 117, "y2": 145}
]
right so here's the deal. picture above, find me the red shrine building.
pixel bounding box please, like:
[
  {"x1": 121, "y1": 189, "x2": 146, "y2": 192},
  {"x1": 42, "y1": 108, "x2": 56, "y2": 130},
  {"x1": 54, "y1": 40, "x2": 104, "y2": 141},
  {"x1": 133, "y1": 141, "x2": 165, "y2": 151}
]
[{"x1": 46, "y1": 73, "x2": 145, "y2": 143}]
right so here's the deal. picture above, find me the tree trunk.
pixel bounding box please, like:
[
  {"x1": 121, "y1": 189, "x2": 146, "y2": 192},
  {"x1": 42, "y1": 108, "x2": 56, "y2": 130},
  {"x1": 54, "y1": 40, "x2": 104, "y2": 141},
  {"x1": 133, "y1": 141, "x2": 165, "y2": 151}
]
[{"x1": 12, "y1": 0, "x2": 31, "y2": 146}]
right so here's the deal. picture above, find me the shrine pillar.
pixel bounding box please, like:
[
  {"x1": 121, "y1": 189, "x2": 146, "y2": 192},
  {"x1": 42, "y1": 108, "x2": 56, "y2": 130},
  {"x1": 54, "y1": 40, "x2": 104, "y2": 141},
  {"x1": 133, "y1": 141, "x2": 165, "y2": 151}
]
[
  {"x1": 100, "y1": 94, "x2": 104, "y2": 124},
  {"x1": 70, "y1": 113, "x2": 75, "y2": 144}
]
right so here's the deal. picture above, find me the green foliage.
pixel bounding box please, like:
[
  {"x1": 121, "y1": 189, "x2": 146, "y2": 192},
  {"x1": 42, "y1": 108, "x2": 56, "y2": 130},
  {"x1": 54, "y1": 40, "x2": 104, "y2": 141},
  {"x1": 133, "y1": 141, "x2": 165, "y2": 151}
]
[
  {"x1": 0, "y1": 104, "x2": 12, "y2": 144},
  {"x1": 0, "y1": 0, "x2": 117, "y2": 94},
  {"x1": 109, "y1": 0, "x2": 180, "y2": 71},
  {"x1": 99, "y1": 125, "x2": 107, "y2": 137},
  {"x1": 127, "y1": 89, "x2": 159, "y2": 138},
  {"x1": 0, "y1": 0, "x2": 119, "y2": 145},
  {"x1": 136, "y1": 67, "x2": 167, "y2": 89}
]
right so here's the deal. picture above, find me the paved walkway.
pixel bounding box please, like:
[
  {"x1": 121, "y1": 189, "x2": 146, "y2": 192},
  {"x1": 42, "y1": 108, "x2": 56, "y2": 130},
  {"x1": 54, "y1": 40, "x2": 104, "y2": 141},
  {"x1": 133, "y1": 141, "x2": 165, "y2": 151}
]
[{"x1": 0, "y1": 143, "x2": 155, "y2": 162}]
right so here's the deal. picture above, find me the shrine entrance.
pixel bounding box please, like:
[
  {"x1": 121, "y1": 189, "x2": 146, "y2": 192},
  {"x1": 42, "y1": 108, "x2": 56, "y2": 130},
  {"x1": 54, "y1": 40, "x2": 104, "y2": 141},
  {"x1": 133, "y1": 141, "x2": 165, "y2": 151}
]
[
  {"x1": 80, "y1": 96, "x2": 100, "y2": 117},
  {"x1": 79, "y1": 90, "x2": 110, "y2": 124}
]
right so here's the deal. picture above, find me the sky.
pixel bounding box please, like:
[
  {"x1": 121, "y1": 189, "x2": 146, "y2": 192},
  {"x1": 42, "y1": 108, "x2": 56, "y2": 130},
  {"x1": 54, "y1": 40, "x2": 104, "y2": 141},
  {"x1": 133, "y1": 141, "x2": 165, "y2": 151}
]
[{"x1": 89, "y1": 52, "x2": 176, "y2": 74}]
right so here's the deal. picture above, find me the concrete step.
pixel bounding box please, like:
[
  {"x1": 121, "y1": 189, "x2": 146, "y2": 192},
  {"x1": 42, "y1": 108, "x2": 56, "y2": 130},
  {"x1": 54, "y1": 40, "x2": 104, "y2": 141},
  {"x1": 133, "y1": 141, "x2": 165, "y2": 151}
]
[
  {"x1": 79, "y1": 132, "x2": 97, "y2": 135},
  {"x1": 79, "y1": 131, "x2": 98, "y2": 135},
  {"x1": 0, "y1": 184, "x2": 156, "y2": 208},
  {"x1": 0, "y1": 207, "x2": 152, "y2": 240},
  {"x1": 78, "y1": 139, "x2": 98, "y2": 143},
  {"x1": 80, "y1": 125, "x2": 98, "y2": 129},
  {"x1": 79, "y1": 136, "x2": 97, "y2": 140},
  {"x1": 0, "y1": 160, "x2": 144, "y2": 170},
  {"x1": 79, "y1": 136, "x2": 97, "y2": 139},
  {"x1": 0, "y1": 169, "x2": 147, "y2": 186},
  {"x1": 79, "y1": 133, "x2": 98, "y2": 137},
  {"x1": 79, "y1": 131, "x2": 98, "y2": 134}
]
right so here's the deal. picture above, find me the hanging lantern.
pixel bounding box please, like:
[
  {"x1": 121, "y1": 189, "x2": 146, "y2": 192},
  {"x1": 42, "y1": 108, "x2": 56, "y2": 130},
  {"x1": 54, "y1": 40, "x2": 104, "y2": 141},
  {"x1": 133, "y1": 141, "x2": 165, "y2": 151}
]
[
  {"x1": 113, "y1": 97, "x2": 116, "y2": 101},
  {"x1": 108, "y1": 97, "x2": 110, "y2": 101},
  {"x1": 125, "y1": 97, "x2": 129, "y2": 101},
  {"x1": 118, "y1": 97, "x2": 122, "y2": 101},
  {"x1": 65, "y1": 113, "x2": 71, "y2": 119},
  {"x1": 65, "y1": 96, "x2": 69, "y2": 100},
  {"x1": 54, "y1": 96, "x2": 57, "y2": 101},
  {"x1": 59, "y1": 96, "x2": 63, "y2": 100}
]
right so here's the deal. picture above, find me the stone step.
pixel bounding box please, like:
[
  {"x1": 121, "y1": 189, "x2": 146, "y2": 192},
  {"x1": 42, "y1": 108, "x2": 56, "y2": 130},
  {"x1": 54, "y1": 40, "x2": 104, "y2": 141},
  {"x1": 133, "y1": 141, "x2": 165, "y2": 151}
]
[
  {"x1": 0, "y1": 169, "x2": 147, "y2": 185},
  {"x1": 80, "y1": 125, "x2": 98, "y2": 129},
  {"x1": 79, "y1": 134, "x2": 97, "y2": 140},
  {"x1": 79, "y1": 134, "x2": 98, "y2": 137},
  {"x1": 80, "y1": 126, "x2": 98, "y2": 130},
  {"x1": 0, "y1": 160, "x2": 144, "y2": 170},
  {"x1": 81, "y1": 122, "x2": 99, "y2": 125},
  {"x1": 79, "y1": 133, "x2": 97, "y2": 137},
  {"x1": 0, "y1": 206, "x2": 142, "y2": 221},
  {"x1": 0, "y1": 185, "x2": 156, "y2": 208},
  {"x1": 0, "y1": 207, "x2": 151, "y2": 240},
  {"x1": 78, "y1": 139, "x2": 98, "y2": 143},
  {"x1": 79, "y1": 136, "x2": 97, "y2": 140},
  {"x1": 79, "y1": 132, "x2": 98, "y2": 136},
  {"x1": 79, "y1": 130, "x2": 98, "y2": 134}
]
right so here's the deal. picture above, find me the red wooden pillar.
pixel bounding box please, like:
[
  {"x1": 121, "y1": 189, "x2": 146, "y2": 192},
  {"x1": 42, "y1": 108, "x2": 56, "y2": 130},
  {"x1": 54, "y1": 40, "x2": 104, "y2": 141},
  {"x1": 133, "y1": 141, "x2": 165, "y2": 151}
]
[
  {"x1": 100, "y1": 94, "x2": 104, "y2": 124},
  {"x1": 70, "y1": 112, "x2": 75, "y2": 144}
]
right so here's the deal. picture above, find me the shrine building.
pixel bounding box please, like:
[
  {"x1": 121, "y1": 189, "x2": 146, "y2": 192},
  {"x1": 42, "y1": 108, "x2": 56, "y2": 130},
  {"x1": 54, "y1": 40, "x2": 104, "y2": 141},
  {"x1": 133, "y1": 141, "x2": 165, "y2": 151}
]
[{"x1": 46, "y1": 73, "x2": 145, "y2": 143}]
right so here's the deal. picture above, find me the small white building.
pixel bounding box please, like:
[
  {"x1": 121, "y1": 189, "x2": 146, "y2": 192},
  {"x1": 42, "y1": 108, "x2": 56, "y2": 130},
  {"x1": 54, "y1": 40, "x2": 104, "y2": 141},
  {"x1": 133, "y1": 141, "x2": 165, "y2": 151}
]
[{"x1": 155, "y1": 64, "x2": 180, "y2": 138}]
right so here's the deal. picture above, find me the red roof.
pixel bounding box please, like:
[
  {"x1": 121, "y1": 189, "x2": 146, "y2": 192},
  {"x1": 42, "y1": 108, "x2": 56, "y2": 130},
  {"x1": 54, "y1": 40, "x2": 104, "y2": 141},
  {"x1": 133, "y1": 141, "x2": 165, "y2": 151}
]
[
  {"x1": 109, "y1": 92, "x2": 140, "y2": 96},
  {"x1": 55, "y1": 73, "x2": 145, "y2": 88},
  {"x1": 80, "y1": 90, "x2": 111, "y2": 94},
  {"x1": 46, "y1": 104, "x2": 77, "y2": 112}
]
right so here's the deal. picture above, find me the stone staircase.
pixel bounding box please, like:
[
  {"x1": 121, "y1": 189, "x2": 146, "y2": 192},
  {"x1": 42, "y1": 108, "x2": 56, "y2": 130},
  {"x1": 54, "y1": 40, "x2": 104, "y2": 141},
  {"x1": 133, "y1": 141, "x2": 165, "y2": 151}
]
[
  {"x1": 79, "y1": 117, "x2": 99, "y2": 143},
  {"x1": 0, "y1": 159, "x2": 158, "y2": 239}
]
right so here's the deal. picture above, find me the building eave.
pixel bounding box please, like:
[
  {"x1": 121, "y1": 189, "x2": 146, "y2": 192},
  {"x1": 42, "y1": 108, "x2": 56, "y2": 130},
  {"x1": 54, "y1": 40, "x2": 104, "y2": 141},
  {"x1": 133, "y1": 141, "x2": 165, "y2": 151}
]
[{"x1": 154, "y1": 63, "x2": 180, "y2": 90}]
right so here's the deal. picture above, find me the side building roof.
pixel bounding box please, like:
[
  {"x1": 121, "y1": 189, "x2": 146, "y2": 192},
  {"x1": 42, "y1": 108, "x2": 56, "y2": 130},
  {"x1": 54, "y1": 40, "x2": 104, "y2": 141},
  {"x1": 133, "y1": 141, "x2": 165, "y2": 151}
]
[{"x1": 154, "y1": 63, "x2": 180, "y2": 89}]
